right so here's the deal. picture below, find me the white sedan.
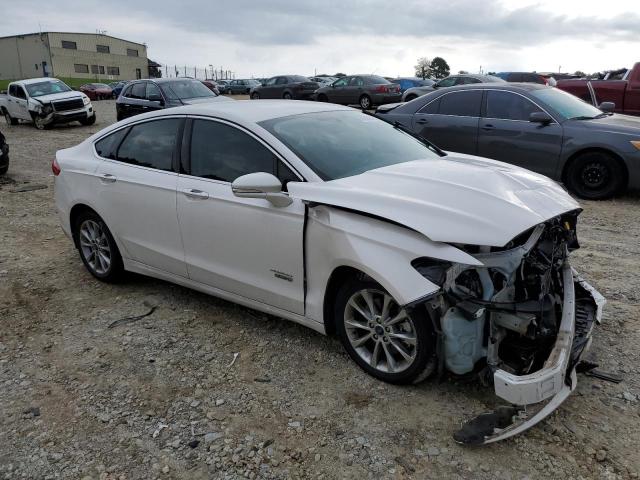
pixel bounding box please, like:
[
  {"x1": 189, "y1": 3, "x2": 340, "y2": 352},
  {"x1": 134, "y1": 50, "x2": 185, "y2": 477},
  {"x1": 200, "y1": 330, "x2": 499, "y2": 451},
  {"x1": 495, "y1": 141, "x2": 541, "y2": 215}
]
[{"x1": 54, "y1": 100, "x2": 604, "y2": 445}]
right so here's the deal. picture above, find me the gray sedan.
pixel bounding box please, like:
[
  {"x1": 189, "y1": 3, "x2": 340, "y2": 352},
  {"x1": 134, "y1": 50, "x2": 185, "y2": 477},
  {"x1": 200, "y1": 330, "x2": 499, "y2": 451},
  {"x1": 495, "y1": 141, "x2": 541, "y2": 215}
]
[
  {"x1": 401, "y1": 74, "x2": 504, "y2": 102},
  {"x1": 314, "y1": 75, "x2": 401, "y2": 109},
  {"x1": 377, "y1": 83, "x2": 640, "y2": 199}
]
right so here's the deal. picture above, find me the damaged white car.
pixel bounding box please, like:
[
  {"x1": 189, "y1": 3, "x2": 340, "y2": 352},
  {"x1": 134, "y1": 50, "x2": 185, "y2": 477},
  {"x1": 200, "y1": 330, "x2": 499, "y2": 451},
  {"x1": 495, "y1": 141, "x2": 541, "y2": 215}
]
[{"x1": 54, "y1": 101, "x2": 605, "y2": 444}]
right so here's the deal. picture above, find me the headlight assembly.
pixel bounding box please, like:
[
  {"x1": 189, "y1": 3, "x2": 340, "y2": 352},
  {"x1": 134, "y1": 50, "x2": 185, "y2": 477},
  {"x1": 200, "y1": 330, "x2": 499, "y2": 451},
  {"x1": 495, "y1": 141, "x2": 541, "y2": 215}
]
[
  {"x1": 83, "y1": 96, "x2": 90, "y2": 105},
  {"x1": 631, "y1": 140, "x2": 640, "y2": 151},
  {"x1": 411, "y1": 257, "x2": 451, "y2": 286}
]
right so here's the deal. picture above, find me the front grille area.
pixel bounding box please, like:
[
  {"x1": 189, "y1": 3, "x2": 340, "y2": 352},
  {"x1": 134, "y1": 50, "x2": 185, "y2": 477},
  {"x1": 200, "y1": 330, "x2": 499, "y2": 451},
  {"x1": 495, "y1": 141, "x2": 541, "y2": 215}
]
[{"x1": 52, "y1": 98, "x2": 84, "y2": 112}]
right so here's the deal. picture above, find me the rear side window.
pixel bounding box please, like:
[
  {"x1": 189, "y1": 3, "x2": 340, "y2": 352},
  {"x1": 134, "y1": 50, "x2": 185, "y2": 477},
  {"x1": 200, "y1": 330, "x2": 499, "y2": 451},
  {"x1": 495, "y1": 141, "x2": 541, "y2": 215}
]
[
  {"x1": 438, "y1": 91, "x2": 482, "y2": 116},
  {"x1": 116, "y1": 119, "x2": 180, "y2": 171},
  {"x1": 95, "y1": 128, "x2": 129, "y2": 159},
  {"x1": 189, "y1": 120, "x2": 277, "y2": 182},
  {"x1": 485, "y1": 91, "x2": 542, "y2": 121},
  {"x1": 418, "y1": 98, "x2": 440, "y2": 114}
]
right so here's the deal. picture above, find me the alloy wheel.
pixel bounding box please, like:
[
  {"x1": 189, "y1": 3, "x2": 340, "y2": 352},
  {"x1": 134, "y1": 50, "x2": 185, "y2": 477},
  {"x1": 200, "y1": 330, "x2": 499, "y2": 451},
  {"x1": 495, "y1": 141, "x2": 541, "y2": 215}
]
[
  {"x1": 79, "y1": 219, "x2": 112, "y2": 275},
  {"x1": 343, "y1": 289, "x2": 417, "y2": 373}
]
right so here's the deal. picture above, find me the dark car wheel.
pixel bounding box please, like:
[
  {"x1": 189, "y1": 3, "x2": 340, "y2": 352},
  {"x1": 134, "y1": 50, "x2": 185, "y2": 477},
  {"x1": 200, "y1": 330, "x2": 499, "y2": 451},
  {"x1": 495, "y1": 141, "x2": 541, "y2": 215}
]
[
  {"x1": 80, "y1": 114, "x2": 96, "y2": 126},
  {"x1": 317, "y1": 94, "x2": 328, "y2": 102},
  {"x1": 251, "y1": 92, "x2": 260, "y2": 100},
  {"x1": 283, "y1": 92, "x2": 293, "y2": 100},
  {"x1": 565, "y1": 151, "x2": 625, "y2": 200},
  {"x1": 0, "y1": 163, "x2": 8, "y2": 175},
  {"x1": 359, "y1": 95, "x2": 372, "y2": 110},
  {"x1": 73, "y1": 211, "x2": 124, "y2": 282},
  {"x1": 4, "y1": 111, "x2": 18, "y2": 126},
  {"x1": 33, "y1": 116, "x2": 51, "y2": 130},
  {"x1": 335, "y1": 276, "x2": 436, "y2": 385}
]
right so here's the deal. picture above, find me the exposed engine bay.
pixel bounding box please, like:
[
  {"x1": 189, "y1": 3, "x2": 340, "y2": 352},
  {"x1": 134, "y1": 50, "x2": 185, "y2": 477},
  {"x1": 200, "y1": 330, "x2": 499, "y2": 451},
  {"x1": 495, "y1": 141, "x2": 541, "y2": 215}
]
[{"x1": 412, "y1": 211, "x2": 605, "y2": 444}]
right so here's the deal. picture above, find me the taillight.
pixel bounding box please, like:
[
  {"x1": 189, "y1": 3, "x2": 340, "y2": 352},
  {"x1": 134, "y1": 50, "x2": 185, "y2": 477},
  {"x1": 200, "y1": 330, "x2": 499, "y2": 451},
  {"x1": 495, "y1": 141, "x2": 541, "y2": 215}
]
[
  {"x1": 52, "y1": 158, "x2": 61, "y2": 176},
  {"x1": 374, "y1": 85, "x2": 389, "y2": 93}
]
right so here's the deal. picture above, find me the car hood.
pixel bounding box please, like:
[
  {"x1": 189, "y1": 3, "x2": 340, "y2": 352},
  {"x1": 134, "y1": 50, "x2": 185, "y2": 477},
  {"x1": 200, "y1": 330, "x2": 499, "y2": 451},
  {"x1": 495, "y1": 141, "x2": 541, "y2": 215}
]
[
  {"x1": 288, "y1": 154, "x2": 580, "y2": 247},
  {"x1": 30, "y1": 92, "x2": 85, "y2": 103},
  {"x1": 572, "y1": 113, "x2": 640, "y2": 136}
]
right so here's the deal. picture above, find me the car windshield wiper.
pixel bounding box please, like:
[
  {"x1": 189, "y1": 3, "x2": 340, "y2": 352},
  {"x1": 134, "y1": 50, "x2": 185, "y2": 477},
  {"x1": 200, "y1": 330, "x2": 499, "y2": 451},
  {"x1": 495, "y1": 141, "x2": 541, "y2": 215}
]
[{"x1": 569, "y1": 113, "x2": 608, "y2": 120}]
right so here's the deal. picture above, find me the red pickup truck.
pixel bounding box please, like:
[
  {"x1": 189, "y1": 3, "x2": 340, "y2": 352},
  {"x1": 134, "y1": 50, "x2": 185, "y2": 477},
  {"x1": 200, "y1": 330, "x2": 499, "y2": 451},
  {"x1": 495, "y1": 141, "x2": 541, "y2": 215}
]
[{"x1": 557, "y1": 62, "x2": 640, "y2": 116}]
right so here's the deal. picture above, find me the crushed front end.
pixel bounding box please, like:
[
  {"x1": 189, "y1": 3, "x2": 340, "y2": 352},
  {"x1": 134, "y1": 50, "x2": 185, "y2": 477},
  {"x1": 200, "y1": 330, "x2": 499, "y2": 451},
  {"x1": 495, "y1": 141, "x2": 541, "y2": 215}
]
[{"x1": 414, "y1": 211, "x2": 605, "y2": 445}]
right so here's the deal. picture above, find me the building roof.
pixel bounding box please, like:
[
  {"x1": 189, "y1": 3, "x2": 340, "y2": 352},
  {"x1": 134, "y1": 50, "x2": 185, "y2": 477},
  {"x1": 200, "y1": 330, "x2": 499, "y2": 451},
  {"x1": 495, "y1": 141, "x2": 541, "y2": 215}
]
[{"x1": 0, "y1": 31, "x2": 146, "y2": 48}]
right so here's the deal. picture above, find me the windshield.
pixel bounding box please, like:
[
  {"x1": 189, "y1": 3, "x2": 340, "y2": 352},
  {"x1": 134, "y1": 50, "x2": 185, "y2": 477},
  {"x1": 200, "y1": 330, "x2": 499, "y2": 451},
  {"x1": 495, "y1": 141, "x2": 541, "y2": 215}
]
[
  {"x1": 163, "y1": 80, "x2": 215, "y2": 99},
  {"x1": 260, "y1": 111, "x2": 438, "y2": 180},
  {"x1": 25, "y1": 80, "x2": 72, "y2": 97},
  {"x1": 531, "y1": 88, "x2": 604, "y2": 120}
]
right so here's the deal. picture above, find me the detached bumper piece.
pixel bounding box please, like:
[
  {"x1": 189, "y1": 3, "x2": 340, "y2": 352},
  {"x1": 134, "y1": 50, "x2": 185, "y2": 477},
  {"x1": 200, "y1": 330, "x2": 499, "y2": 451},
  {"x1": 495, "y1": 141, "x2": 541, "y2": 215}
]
[{"x1": 454, "y1": 267, "x2": 605, "y2": 445}]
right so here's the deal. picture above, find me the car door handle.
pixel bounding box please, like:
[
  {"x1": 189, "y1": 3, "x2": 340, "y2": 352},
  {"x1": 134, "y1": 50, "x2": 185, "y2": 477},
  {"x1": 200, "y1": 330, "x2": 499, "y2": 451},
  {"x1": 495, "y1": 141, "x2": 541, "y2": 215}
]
[
  {"x1": 182, "y1": 188, "x2": 209, "y2": 199},
  {"x1": 481, "y1": 124, "x2": 496, "y2": 131},
  {"x1": 416, "y1": 118, "x2": 429, "y2": 124},
  {"x1": 99, "y1": 173, "x2": 117, "y2": 183}
]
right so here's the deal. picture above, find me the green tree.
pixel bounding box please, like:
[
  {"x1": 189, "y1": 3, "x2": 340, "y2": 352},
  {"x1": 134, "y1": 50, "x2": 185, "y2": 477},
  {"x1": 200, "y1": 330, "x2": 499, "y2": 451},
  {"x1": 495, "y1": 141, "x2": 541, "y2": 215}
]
[
  {"x1": 430, "y1": 57, "x2": 450, "y2": 79},
  {"x1": 414, "y1": 57, "x2": 432, "y2": 79}
]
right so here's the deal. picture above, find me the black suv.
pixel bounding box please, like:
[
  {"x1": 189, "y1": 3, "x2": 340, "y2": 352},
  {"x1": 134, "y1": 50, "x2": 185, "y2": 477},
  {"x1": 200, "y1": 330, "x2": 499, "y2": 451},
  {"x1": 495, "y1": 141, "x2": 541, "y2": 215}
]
[
  {"x1": 115, "y1": 78, "x2": 232, "y2": 121},
  {"x1": 0, "y1": 129, "x2": 9, "y2": 175},
  {"x1": 250, "y1": 76, "x2": 319, "y2": 100}
]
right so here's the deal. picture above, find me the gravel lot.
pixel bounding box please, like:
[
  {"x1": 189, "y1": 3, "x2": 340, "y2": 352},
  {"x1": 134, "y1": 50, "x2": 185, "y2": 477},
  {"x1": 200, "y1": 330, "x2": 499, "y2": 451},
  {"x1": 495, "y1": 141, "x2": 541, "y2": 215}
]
[{"x1": 1, "y1": 99, "x2": 639, "y2": 480}]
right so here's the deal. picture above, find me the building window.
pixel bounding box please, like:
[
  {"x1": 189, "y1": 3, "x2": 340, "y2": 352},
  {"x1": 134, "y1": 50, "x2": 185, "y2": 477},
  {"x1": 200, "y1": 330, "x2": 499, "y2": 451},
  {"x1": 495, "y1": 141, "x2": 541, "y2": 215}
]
[
  {"x1": 107, "y1": 66, "x2": 120, "y2": 76},
  {"x1": 127, "y1": 48, "x2": 139, "y2": 57},
  {"x1": 91, "y1": 65, "x2": 106, "y2": 75},
  {"x1": 62, "y1": 40, "x2": 77, "y2": 50},
  {"x1": 74, "y1": 64, "x2": 90, "y2": 74},
  {"x1": 96, "y1": 44, "x2": 110, "y2": 54}
]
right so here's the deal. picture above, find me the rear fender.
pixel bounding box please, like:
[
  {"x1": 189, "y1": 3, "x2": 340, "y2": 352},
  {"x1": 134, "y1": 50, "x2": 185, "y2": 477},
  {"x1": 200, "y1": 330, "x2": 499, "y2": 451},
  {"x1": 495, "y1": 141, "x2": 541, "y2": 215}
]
[{"x1": 304, "y1": 205, "x2": 481, "y2": 324}]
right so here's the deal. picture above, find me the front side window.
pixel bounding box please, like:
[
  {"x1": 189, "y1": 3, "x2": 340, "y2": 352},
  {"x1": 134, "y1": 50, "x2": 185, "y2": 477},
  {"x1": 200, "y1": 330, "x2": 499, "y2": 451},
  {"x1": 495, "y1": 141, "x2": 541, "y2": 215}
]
[
  {"x1": 146, "y1": 83, "x2": 162, "y2": 100},
  {"x1": 437, "y1": 77, "x2": 457, "y2": 87},
  {"x1": 485, "y1": 90, "x2": 542, "y2": 121},
  {"x1": 260, "y1": 111, "x2": 440, "y2": 181},
  {"x1": 333, "y1": 77, "x2": 349, "y2": 87},
  {"x1": 265, "y1": 77, "x2": 278, "y2": 86},
  {"x1": 276, "y1": 77, "x2": 288, "y2": 85},
  {"x1": 15, "y1": 86, "x2": 27, "y2": 99},
  {"x1": 350, "y1": 77, "x2": 365, "y2": 86},
  {"x1": 189, "y1": 120, "x2": 276, "y2": 182},
  {"x1": 116, "y1": 119, "x2": 180, "y2": 171},
  {"x1": 438, "y1": 90, "x2": 482, "y2": 116},
  {"x1": 130, "y1": 83, "x2": 146, "y2": 99}
]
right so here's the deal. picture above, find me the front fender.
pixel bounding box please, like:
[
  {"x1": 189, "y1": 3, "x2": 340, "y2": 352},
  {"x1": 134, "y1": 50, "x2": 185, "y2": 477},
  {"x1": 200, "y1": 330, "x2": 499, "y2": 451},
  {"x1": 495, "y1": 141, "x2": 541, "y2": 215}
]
[{"x1": 304, "y1": 206, "x2": 481, "y2": 324}]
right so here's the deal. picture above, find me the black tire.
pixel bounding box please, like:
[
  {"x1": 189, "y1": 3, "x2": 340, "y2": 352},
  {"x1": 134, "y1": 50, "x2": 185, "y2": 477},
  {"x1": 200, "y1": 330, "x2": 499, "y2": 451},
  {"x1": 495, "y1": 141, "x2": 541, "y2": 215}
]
[
  {"x1": 565, "y1": 151, "x2": 625, "y2": 200},
  {"x1": 4, "y1": 111, "x2": 18, "y2": 126},
  {"x1": 0, "y1": 164, "x2": 8, "y2": 175},
  {"x1": 73, "y1": 211, "x2": 124, "y2": 282},
  {"x1": 334, "y1": 276, "x2": 436, "y2": 385},
  {"x1": 283, "y1": 92, "x2": 293, "y2": 100},
  {"x1": 80, "y1": 114, "x2": 96, "y2": 126},
  {"x1": 317, "y1": 94, "x2": 328, "y2": 102},
  {"x1": 33, "y1": 116, "x2": 51, "y2": 130},
  {"x1": 405, "y1": 94, "x2": 418, "y2": 102},
  {"x1": 251, "y1": 92, "x2": 260, "y2": 100},
  {"x1": 359, "y1": 95, "x2": 372, "y2": 110}
]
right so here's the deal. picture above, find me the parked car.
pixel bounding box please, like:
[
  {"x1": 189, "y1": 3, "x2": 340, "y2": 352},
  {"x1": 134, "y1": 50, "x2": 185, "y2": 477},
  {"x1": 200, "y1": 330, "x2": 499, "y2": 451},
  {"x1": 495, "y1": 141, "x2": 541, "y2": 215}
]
[
  {"x1": 109, "y1": 81, "x2": 128, "y2": 98},
  {"x1": 250, "y1": 76, "x2": 319, "y2": 100},
  {"x1": 377, "y1": 83, "x2": 640, "y2": 199},
  {"x1": 79, "y1": 83, "x2": 113, "y2": 100},
  {"x1": 313, "y1": 75, "x2": 401, "y2": 109},
  {"x1": 0, "y1": 129, "x2": 9, "y2": 175},
  {"x1": 226, "y1": 79, "x2": 261, "y2": 95},
  {"x1": 216, "y1": 79, "x2": 231, "y2": 94},
  {"x1": 395, "y1": 77, "x2": 434, "y2": 93},
  {"x1": 0, "y1": 78, "x2": 95, "y2": 129},
  {"x1": 557, "y1": 62, "x2": 640, "y2": 116},
  {"x1": 495, "y1": 72, "x2": 554, "y2": 85},
  {"x1": 115, "y1": 78, "x2": 231, "y2": 121},
  {"x1": 201, "y1": 80, "x2": 221, "y2": 95},
  {"x1": 53, "y1": 100, "x2": 603, "y2": 445},
  {"x1": 401, "y1": 74, "x2": 504, "y2": 102}
]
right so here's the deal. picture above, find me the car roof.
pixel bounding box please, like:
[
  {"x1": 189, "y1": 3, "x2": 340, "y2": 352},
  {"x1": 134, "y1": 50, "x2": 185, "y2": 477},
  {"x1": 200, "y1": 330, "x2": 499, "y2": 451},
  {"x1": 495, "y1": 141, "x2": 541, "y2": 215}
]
[
  {"x1": 435, "y1": 82, "x2": 549, "y2": 93},
  {"x1": 113, "y1": 99, "x2": 354, "y2": 126}
]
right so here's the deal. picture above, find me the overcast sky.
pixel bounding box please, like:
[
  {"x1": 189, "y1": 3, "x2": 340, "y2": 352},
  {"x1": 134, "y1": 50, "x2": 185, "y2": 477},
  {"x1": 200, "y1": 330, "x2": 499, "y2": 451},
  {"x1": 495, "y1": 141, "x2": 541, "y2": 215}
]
[{"x1": 3, "y1": 0, "x2": 638, "y2": 78}]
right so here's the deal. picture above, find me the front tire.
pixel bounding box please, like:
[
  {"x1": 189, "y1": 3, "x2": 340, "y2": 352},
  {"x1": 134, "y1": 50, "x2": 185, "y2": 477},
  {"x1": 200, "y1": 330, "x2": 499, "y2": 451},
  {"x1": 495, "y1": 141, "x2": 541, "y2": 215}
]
[
  {"x1": 359, "y1": 95, "x2": 372, "y2": 110},
  {"x1": 283, "y1": 92, "x2": 293, "y2": 100},
  {"x1": 251, "y1": 92, "x2": 260, "y2": 100},
  {"x1": 80, "y1": 114, "x2": 96, "y2": 126},
  {"x1": 565, "y1": 151, "x2": 625, "y2": 200},
  {"x1": 335, "y1": 277, "x2": 436, "y2": 384},
  {"x1": 73, "y1": 211, "x2": 124, "y2": 282},
  {"x1": 33, "y1": 116, "x2": 51, "y2": 130}
]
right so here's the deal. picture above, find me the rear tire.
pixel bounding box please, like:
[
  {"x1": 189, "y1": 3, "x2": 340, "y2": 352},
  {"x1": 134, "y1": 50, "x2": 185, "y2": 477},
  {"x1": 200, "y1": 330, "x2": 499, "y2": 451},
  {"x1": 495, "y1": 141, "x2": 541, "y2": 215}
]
[
  {"x1": 359, "y1": 95, "x2": 372, "y2": 110},
  {"x1": 317, "y1": 94, "x2": 328, "y2": 102},
  {"x1": 251, "y1": 92, "x2": 260, "y2": 100},
  {"x1": 4, "y1": 111, "x2": 18, "y2": 126},
  {"x1": 73, "y1": 211, "x2": 124, "y2": 282},
  {"x1": 283, "y1": 92, "x2": 293, "y2": 100},
  {"x1": 334, "y1": 276, "x2": 436, "y2": 385},
  {"x1": 565, "y1": 151, "x2": 625, "y2": 200}
]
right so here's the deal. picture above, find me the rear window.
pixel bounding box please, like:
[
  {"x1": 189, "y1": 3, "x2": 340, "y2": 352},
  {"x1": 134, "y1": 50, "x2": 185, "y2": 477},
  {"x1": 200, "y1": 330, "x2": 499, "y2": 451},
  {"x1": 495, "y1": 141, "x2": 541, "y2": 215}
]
[
  {"x1": 289, "y1": 76, "x2": 311, "y2": 83},
  {"x1": 365, "y1": 75, "x2": 390, "y2": 84},
  {"x1": 95, "y1": 128, "x2": 129, "y2": 159}
]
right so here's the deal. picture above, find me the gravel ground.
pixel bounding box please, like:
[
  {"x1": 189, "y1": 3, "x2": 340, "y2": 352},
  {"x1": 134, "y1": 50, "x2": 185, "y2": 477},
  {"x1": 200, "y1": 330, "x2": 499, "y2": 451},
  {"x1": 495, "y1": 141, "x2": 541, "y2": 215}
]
[{"x1": 1, "y1": 100, "x2": 639, "y2": 480}]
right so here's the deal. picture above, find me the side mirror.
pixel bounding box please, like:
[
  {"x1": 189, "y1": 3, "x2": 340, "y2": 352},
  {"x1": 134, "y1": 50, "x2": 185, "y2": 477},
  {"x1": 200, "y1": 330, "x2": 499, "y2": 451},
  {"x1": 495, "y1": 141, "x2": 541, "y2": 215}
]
[
  {"x1": 529, "y1": 112, "x2": 552, "y2": 124},
  {"x1": 231, "y1": 172, "x2": 292, "y2": 207},
  {"x1": 598, "y1": 101, "x2": 615, "y2": 113}
]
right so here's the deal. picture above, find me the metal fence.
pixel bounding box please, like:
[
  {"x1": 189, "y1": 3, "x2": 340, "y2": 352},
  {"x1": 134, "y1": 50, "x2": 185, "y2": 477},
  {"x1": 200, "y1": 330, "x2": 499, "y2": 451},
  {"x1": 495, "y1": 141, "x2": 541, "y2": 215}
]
[{"x1": 154, "y1": 64, "x2": 236, "y2": 81}]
